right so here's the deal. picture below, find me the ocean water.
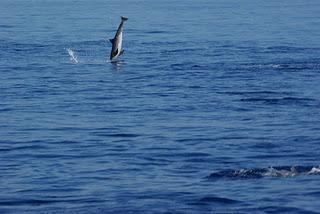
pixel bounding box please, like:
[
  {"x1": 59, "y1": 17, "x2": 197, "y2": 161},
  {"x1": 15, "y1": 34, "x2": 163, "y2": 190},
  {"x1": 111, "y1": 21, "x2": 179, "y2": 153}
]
[{"x1": 1, "y1": 0, "x2": 320, "y2": 213}]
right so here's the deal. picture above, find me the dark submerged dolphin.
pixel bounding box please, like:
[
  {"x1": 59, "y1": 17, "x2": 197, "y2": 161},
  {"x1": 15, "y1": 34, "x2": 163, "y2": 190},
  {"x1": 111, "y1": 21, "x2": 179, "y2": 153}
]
[{"x1": 109, "y1": 16, "x2": 128, "y2": 61}]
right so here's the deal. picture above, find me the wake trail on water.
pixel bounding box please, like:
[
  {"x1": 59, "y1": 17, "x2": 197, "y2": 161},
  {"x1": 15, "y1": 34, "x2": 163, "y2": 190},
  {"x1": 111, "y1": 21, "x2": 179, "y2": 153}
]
[{"x1": 207, "y1": 165, "x2": 320, "y2": 180}]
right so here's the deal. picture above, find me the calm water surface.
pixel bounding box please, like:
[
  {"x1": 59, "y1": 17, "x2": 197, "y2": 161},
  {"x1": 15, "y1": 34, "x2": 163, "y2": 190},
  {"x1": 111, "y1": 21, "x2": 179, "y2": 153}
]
[{"x1": 1, "y1": 0, "x2": 320, "y2": 213}]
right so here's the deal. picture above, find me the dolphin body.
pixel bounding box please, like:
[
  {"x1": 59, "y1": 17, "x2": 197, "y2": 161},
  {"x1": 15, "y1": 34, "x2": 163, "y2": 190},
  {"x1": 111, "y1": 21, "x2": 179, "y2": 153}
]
[{"x1": 109, "y1": 16, "x2": 128, "y2": 61}]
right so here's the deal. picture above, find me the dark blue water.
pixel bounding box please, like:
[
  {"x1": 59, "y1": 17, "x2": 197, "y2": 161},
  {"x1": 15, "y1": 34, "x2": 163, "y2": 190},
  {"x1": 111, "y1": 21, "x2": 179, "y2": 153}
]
[{"x1": 1, "y1": 0, "x2": 320, "y2": 213}]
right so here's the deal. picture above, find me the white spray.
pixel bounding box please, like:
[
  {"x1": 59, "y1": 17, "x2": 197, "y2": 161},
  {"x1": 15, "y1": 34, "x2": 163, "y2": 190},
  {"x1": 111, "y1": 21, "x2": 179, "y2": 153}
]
[{"x1": 66, "y1": 48, "x2": 78, "y2": 63}]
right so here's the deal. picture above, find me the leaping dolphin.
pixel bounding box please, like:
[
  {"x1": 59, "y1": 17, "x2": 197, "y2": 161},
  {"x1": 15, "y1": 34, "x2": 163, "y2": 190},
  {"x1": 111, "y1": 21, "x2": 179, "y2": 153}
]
[{"x1": 109, "y1": 16, "x2": 128, "y2": 61}]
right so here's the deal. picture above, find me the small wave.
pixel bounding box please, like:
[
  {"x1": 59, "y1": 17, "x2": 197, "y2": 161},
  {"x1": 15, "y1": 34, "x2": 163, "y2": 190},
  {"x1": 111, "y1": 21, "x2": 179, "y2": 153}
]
[
  {"x1": 260, "y1": 205, "x2": 318, "y2": 214},
  {"x1": 146, "y1": 30, "x2": 167, "y2": 34},
  {"x1": 199, "y1": 196, "x2": 239, "y2": 204},
  {"x1": 0, "y1": 199, "x2": 58, "y2": 206},
  {"x1": 0, "y1": 107, "x2": 13, "y2": 112},
  {"x1": 266, "y1": 46, "x2": 308, "y2": 53},
  {"x1": 169, "y1": 63, "x2": 210, "y2": 71},
  {"x1": 0, "y1": 197, "x2": 104, "y2": 207},
  {"x1": 222, "y1": 90, "x2": 288, "y2": 96},
  {"x1": 66, "y1": 48, "x2": 79, "y2": 63},
  {"x1": 0, "y1": 24, "x2": 14, "y2": 29},
  {"x1": 240, "y1": 97, "x2": 317, "y2": 106},
  {"x1": 207, "y1": 166, "x2": 320, "y2": 180},
  {"x1": 93, "y1": 133, "x2": 140, "y2": 138},
  {"x1": 164, "y1": 48, "x2": 199, "y2": 53}
]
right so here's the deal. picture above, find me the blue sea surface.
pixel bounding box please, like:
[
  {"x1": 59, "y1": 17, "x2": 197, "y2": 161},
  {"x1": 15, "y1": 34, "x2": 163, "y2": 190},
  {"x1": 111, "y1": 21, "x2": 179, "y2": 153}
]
[{"x1": 1, "y1": 0, "x2": 320, "y2": 213}]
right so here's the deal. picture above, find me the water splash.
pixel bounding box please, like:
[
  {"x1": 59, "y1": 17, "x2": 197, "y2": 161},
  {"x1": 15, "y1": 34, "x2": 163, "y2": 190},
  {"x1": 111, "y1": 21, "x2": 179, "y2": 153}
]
[
  {"x1": 66, "y1": 48, "x2": 78, "y2": 63},
  {"x1": 263, "y1": 166, "x2": 299, "y2": 177},
  {"x1": 308, "y1": 167, "x2": 320, "y2": 174},
  {"x1": 207, "y1": 166, "x2": 320, "y2": 180}
]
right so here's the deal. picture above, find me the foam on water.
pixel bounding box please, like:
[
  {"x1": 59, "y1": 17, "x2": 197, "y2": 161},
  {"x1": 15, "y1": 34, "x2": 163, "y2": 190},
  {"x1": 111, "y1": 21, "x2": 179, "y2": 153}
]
[
  {"x1": 208, "y1": 166, "x2": 320, "y2": 180},
  {"x1": 308, "y1": 167, "x2": 320, "y2": 174}
]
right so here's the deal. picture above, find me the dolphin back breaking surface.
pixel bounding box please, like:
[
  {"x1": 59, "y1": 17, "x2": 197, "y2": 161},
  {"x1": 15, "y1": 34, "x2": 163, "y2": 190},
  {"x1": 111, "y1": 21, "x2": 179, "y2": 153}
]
[{"x1": 109, "y1": 16, "x2": 128, "y2": 61}]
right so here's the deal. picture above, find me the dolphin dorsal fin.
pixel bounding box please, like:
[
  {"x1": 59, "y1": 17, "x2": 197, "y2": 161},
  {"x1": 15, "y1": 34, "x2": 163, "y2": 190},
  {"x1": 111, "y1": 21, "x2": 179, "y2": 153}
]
[{"x1": 109, "y1": 38, "x2": 114, "y2": 44}]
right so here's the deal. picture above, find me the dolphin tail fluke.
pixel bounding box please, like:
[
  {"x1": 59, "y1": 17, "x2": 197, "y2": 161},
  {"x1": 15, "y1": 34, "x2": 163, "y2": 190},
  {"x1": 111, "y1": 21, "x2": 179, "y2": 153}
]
[{"x1": 121, "y1": 16, "x2": 128, "y2": 22}]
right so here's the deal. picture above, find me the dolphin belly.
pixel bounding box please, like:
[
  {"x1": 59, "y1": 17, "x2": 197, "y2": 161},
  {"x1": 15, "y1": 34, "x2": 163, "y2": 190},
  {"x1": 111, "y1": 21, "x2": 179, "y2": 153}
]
[
  {"x1": 116, "y1": 32, "x2": 123, "y2": 58},
  {"x1": 109, "y1": 16, "x2": 128, "y2": 61}
]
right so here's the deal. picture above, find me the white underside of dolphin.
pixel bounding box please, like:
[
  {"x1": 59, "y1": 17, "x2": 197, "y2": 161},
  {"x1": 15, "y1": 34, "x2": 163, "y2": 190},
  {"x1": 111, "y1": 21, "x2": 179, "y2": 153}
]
[
  {"x1": 116, "y1": 32, "x2": 123, "y2": 57},
  {"x1": 109, "y1": 16, "x2": 128, "y2": 61}
]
